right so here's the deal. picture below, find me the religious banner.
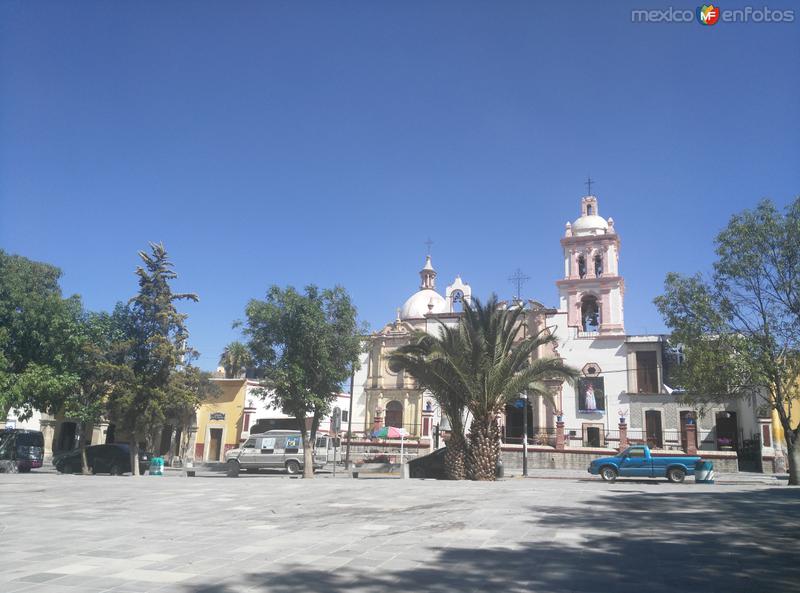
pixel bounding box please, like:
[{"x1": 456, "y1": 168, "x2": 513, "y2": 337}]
[{"x1": 578, "y1": 377, "x2": 605, "y2": 412}]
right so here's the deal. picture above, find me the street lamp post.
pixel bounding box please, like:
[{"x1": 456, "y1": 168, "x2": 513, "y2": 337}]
[{"x1": 522, "y1": 392, "x2": 529, "y2": 477}]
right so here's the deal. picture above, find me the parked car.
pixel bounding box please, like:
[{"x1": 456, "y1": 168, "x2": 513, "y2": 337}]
[
  {"x1": 0, "y1": 429, "x2": 44, "y2": 472},
  {"x1": 54, "y1": 444, "x2": 152, "y2": 475},
  {"x1": 408, "y1": 447, "x2": 447, "y2": 479},
  {"x1": 588, "y1": 445, "x2": 701, "y2": 483},
  {"x1": 224, "y1": 430, "x2": 332, "y2": 476}
]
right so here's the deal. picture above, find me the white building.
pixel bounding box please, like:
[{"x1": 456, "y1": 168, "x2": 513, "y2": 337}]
[{"x1": 352, "y1": 193, "x2": 761, "y2": 456}]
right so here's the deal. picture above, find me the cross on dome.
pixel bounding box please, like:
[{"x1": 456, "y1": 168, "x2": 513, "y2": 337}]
[{"x1": 585, "y1": 175, "x2": 595, "y2": 196}]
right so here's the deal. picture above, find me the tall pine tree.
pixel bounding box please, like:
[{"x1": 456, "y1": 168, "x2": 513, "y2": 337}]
[{"x1": 107, "y1": 243, "x2": 198, "y2": 475}]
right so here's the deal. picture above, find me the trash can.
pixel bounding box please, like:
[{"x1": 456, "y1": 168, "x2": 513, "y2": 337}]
[
  {"x1": 149, "y1": 457, "x2": 164, "y2": 476},
  {"x1": 695, "y1": 460, "x2": 714, "y2": 484}
]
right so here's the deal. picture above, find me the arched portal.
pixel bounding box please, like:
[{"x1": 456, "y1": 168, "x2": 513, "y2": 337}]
[
  {"x1": 580, "y1": 295, "x2": 600, "y2": 332},
  {"x1": 385, "y1": 400, "x2": 403, "y2": 429}
]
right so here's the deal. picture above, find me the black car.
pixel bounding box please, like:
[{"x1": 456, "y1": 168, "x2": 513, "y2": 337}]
[
  {"x1": 408, "y1": 447, "x2": 447, "y2": 479},
  {"x1": 54, "y1": 444, "x2": 152, "y2": 475},
  {"x1": 0, "y1": 429, "x2": 45, "y2": 472}
]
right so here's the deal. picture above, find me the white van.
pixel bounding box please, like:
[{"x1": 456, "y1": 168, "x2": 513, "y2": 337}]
[{"x1": 225, "y1": 430, "x2": 340, "y2": 476}]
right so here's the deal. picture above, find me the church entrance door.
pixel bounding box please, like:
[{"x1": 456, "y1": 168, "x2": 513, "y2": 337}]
[{"x1": 385, "y1": 401, "x2": 403, "y2": 429}]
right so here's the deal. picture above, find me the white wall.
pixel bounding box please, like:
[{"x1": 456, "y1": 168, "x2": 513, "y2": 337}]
[
  {"x1": 547, "y1": 312, "x2": 628, "y2": 429},
  {"x1": 3, "y1": 409, "x2": 42, "y2": 431}
]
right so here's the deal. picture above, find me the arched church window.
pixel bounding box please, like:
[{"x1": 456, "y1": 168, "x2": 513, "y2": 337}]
[
  {"x1": 385, "y1": 401, "x2": 403, "y2": 429},
  {"x1": 577, "y1": 255, "x2": 587, "y2": 279},
  {"x1": 594, "y1": 254, "x2": 603, "y2": 277},
  {"x1": 587, "y1": 205, "x2": 593, "y2": 215},
  {"x1": 451, "y1": 290, "x2": 464, "y2": 313},
  {"x1": 581, "y1": 295, "x2": 600, "y2": 332}
]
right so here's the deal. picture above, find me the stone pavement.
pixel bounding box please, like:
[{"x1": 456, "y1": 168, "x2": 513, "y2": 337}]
[{"x1": 1, "y1": 471, "x2": 798, "y2": 593}]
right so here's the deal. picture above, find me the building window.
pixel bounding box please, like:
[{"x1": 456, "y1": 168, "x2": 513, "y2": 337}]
[
  {"x1": 451, "y1": 290, "x2": 464, "y2": 313},
  {"x1": 581, "y1": 295, "x2": 600, "y2": 332},
  {"x1": 636, "y1": 351, "x2": 658, "y2": 393},
  {"x1": 341, "y1": 410, "x2": 349, "y2": 423},
  {"x1": 578, "y1": 255, "x2": 587, "y2": 279},
  {"x1": 587, "y1": 205, "x2": 593, "y2": 215},
  {"x1": 385, "y1": 400, "x2": 403, "y2": 429},
  {"x1": 594, "y1": 254, "x2": 603, "y2": 277}
]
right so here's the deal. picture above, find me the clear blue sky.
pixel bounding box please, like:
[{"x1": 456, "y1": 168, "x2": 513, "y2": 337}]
[{"x1": 1, "y1": 1, "x2": 798, "y2": 370}]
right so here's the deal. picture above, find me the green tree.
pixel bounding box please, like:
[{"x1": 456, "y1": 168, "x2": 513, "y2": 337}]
[
  {"x1": 390, "y1": 330, "x2": 470, "y2": 480},
  {"x1": 0, "y1": 250, "x2": 82, "y2": 422},
  {"x1": 63, "y1": 310, "x2": 127, "y2": 473},
  {"x1": 219, "y1": 341, "x2": 253, "y2": 378},
  {"x1": 243, "y1": 285, "x2": 362, "y2": 478},
  {"x1": 393, "y1": 296, "x2": 578, "y2": 481},
  {"x1": 106, "y1": 243, "x2": 198, "y2": 475},
  {"x1": 655, "y1": 198, "x2": 800, "y2": 485}
]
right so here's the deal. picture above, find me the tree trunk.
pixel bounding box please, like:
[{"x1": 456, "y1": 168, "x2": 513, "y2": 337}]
[
  {"x1": 787, "y1": 436, "x2": 799, "y2": 486},
  {"x1": 467, "y1": 416, "x2": 500, "y2": 481},
  {"x1": 78, "y1": 422, "x2": 90, "y2": 475},
  {"x1": 444, "y1": 432, "x2": 467, "y2": 480},
  {"x1": 301, "y1": 428, "x2": 314, "y2": 479},
  {"x1": 131, "y1": 435, "x2": 140, "y2": 476}
]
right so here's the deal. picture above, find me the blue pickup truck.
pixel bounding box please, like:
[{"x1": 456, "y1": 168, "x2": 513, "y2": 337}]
[{"x1": 588, "y1": 445, "x2": 701, "y2": 483}]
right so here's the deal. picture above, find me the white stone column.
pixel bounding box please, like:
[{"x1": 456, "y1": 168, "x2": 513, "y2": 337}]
[{"x1": 40, "y1": 419, "x2": 57, "y2": 462}]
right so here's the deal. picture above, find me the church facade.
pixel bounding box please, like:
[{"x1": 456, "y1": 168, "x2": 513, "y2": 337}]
[{"x1": 353, "y1": 193, "x2": 762, "y2": 458}]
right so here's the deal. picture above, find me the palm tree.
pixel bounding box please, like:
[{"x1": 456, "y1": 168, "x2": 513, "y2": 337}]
[
  {"x1": 459, "y1": 295, "x2": 579, "y2": 480},
  {"x1": 390, "y1": 329, "x2": 470, "y2": 480},
  {"x1": 219, "y1": 341, "x2": 252, "y2": 379}
]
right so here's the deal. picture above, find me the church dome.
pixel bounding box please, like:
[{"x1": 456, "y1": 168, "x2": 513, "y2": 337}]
[
  {"x1": 572, "y1": 214, "x2": 609, "y2": 236},
  {"x1": 400, "y1": 289, "x2": 448, "y2": 319}
]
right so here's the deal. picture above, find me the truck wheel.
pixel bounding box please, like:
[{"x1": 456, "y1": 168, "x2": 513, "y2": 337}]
[
  {"x1": 226, "y1": 460, "x2": 240, "y2": 478},
  {"x1": 667, "y1": 467, "x2": 686, "y2": 483},
  {"x1": 109, "y1": 464, "x2": 122, "y2": 476},
  {"x1": 600, "y1": 466, "x2": 618, "y2": 482},
  {"x1": 285, "y1": 460, "x2": 301, "y2": 475}
]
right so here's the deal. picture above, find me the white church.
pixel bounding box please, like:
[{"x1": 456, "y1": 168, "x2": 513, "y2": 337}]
[{"x1": 350, "y1": 193, "x2": 763, "y2": 459}]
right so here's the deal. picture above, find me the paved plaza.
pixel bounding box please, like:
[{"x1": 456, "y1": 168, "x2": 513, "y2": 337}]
[{"x1": 1, "y1": 470, "x2": 798, "y2": 593}]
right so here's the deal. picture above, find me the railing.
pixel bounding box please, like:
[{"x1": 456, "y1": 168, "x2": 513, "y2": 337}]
[
  {"x1": 502, "y1": 426, "x2": 713, "y2": 452},
  {"x1": 503, "y1": 428, "x2": 558, "y2": 446}
]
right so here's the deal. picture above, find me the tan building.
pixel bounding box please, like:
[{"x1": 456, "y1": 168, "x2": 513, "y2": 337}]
[{"x1": 360, "y1": 256, "x2": 471, "y2": 439}]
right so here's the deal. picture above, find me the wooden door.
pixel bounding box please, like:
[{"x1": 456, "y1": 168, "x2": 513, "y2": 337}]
[
  {"x1": 208, "y1": 428, "x2": 223, "y2": 461},
  {"x1": 645, "y1": 411, "x2": 663, "y2": 448}
]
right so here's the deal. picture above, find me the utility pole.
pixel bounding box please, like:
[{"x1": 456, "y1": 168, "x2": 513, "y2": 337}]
[
  {"x1": 522, "y1": 393, "x2": 529, "y2": 477},
  {"x1": 344, "y1": 367, "x2": 355, "y2": 470}
]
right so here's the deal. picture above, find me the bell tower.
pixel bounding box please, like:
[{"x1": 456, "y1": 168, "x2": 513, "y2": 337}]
[
  {"x1": 419, "y1": 255, "x2": 436, "y2": 289},
  {"x1": 556, "y1": 194, "x2": 624, "y2": 335}
]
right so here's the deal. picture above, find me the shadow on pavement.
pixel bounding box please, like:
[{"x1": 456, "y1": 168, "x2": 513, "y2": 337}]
[{"x1": 182, "y1": 487, "x2": 799, "y2": 593}]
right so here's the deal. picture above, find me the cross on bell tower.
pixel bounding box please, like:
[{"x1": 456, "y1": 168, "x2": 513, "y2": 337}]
[{"x1": 585, "y1": 175, "x2": 595, "y2": 196}]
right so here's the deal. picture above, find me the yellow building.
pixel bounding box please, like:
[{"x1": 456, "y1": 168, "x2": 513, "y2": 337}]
[
  {"x1": 771, "y1": 383, "x2": 800, "y2": 473},
  {"x1": 194, "y1": 378, "x2": 253, "y2": 462}
]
